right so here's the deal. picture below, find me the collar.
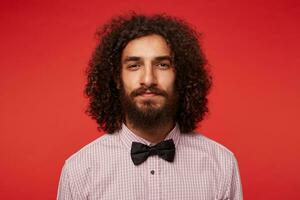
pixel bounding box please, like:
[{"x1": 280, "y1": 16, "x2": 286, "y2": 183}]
[{"x1": 118, "y1": 123, "x2": 181, "y2": 150}]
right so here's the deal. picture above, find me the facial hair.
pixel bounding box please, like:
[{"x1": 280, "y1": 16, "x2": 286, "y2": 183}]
[{"x1": 120, "y1": 85, "x2": 178, "y2": 131}]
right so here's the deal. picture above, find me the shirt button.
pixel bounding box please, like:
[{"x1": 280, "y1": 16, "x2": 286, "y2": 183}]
[{"x1": 150, "y1": 170, "x2": 155, "y2": 175}]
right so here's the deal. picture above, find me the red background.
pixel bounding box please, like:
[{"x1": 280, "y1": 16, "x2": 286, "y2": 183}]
[{"x1": 1, "y1": 0, "x2": 299, "y2": 199}]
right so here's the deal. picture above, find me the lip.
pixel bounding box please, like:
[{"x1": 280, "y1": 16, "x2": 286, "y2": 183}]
[{"x1": 139, "y1": 93, "x2": 158, "y2": 97}]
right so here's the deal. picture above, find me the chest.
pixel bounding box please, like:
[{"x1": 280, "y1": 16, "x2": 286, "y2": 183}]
[{"x1": 88, "y1": 153, "x2": 220, "y2": 200}]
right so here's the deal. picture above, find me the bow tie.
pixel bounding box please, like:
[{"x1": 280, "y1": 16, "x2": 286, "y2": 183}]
[{"x1": 130, "y1": 139, "x2": 176, "y2": 165}]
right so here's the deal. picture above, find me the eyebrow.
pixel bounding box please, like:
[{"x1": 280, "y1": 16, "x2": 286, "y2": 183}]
[
  {"x1": 122, "y1": 56, "x2": 141, "y2": 63},
  {"x1": 154, "y1": 56, "x2": 173, "y2": 62},
  {"x1": 122, "y1": 56, "x2": 173, "y2": 63}
]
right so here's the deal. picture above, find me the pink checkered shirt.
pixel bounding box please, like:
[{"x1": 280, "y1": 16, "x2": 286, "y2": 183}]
[{"x1": 57, "y1": 123, "x2": 243, "y2": 200}]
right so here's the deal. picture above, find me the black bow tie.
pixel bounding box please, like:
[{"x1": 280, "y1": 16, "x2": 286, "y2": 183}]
[{"x1": 130, "y1": 139, "x2": 176, "y2": 165}]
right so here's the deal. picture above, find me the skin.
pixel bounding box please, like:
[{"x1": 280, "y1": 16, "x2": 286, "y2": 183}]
[{"x1": 121, "y1": 34, "x2": 176, "y2": 144}]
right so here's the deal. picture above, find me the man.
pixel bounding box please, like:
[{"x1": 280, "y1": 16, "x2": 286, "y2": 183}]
[{"x1": 57, "y1": 13, "x2": 243, "y2": 200}]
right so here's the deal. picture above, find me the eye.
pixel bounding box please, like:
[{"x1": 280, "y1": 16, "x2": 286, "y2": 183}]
[
  {"x1": 157, "y1": 62, "x2": 171, "y2": 69},
  {"x1": 127, "y1": 64, "x2": 140, "y2": 70}
]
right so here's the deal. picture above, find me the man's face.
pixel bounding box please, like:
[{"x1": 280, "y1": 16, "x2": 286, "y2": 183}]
[{"x1": 120, "y1": 34, "x2": 178, "y2": 129}]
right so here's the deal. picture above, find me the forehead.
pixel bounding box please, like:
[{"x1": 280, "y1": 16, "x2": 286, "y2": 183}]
[{"x1": 121, "y1": 34, "x2": 171, "y2": 60}]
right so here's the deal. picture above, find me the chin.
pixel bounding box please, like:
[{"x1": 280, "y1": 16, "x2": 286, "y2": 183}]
[{"x1": 138, "y1": 100, "x2": 163, "y2": 108}]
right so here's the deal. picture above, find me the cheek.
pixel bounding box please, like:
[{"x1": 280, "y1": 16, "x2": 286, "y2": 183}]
[
  {"x1": 158, "y1": 72, "x2": 176, "y2": 91},
  {"x1": 121, "y1": 73, "x2": 139, "y2": 92}
]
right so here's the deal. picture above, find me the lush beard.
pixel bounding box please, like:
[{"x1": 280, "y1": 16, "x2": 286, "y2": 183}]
[{"x1": 120, "y1": 87, "x2": 178, "y2": 131}]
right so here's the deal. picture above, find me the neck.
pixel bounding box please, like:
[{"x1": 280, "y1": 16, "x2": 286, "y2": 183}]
[{"x1": 125, "y1": 118, "x2": 175, "y2": 144}]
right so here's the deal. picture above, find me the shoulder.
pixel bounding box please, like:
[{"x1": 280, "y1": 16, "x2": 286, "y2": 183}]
[
  {"x1": 180, "y1": 132, "x2": 243, "y2": 198},
  {"x1": 62, "y1": 133, "x2": 121, "y2": 177},
  {"x1": 180, "y1": 131, "x2": 240, "y2": 189},
  {"x1": 179, "y1": 131, "x2": 237, "y2": 165},
  {"x1": 58, "y1": 134, "x2": 120, "y2": 198}
]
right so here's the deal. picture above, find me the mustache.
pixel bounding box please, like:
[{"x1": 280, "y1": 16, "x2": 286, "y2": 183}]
[{"x1": 130, "y1": 86, "x2": 168, "y2": 98}]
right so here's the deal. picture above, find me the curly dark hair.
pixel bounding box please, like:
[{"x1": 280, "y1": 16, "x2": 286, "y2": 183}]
[{"x1": 85, "y1": 13, "x2": 212, "y2": 134}]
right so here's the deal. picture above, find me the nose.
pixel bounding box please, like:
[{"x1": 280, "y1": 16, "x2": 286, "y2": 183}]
[{"x1": 140, "y1": 65, "x2": 157, "y2": 87}]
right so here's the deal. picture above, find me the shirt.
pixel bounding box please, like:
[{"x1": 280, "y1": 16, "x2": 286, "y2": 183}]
[{"x1": 57, "y1": 123, "x2": 243, "y2": 200}]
